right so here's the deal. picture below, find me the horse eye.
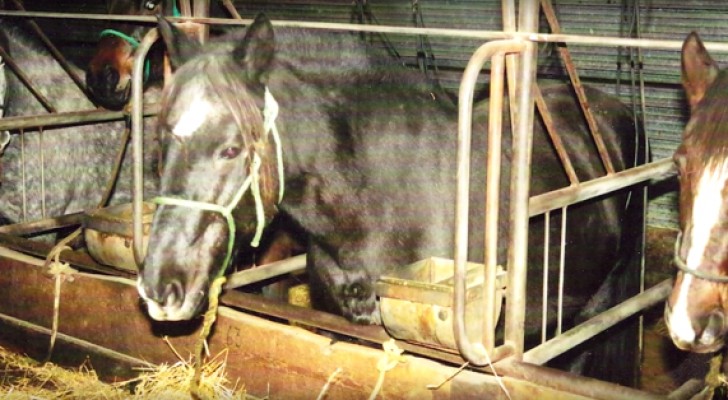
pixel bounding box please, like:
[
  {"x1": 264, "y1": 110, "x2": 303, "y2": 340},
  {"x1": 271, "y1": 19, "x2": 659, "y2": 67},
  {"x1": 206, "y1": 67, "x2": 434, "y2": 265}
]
[{"x1": 219, "y1": 146, "x2": 242, "y2": 160}]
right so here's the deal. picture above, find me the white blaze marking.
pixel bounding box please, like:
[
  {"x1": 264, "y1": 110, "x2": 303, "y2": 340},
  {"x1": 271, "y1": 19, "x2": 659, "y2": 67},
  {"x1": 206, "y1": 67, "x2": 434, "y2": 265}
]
[
  {"x1": 670, "y1": 160, "x2": 728, "y2": 344},
  {"x1": 172, "y1": 96, "x2": 213, "y2": 138}
]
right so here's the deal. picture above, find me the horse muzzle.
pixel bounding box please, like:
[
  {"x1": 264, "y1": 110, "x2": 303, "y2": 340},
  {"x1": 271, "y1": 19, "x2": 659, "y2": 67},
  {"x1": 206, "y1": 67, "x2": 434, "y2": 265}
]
[
  {"x1": 137, "y1": 276, "x2": 206, "y2": 321},
  {"x1": 665, "y1": 302, "x2": 726, "y2": 353},
  {"x1": 86, "y1": 64, "x2": 132, "y2": 110}
]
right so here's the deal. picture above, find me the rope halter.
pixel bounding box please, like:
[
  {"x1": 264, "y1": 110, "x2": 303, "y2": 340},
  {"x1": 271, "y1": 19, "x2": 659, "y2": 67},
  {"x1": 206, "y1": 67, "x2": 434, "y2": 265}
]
[
  {"x1": 674, "y1": 231, "x2": 728, "y2": 283},
  {"x1": 152, "y1": 87, "x2": 284, "y2": 278}
]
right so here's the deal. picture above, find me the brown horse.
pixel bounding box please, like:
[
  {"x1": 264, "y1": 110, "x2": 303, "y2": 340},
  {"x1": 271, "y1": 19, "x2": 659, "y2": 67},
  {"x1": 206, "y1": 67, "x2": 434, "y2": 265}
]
[
  {"x1": 665, "y1": 32, "x2": 728, "y2": 353},
  {"x1": 85, "y1": 0, "x2": 170, "y2": 110}
]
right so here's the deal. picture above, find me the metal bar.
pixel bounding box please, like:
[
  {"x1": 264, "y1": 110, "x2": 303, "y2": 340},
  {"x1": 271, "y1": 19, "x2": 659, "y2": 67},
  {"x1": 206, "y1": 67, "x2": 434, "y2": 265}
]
[
  {"x1": 541, "y1": 211, "x2": 549, "y2": 343},
  {"x1": 7, "y1": 0, "x2": 93, "y2": 102},
  {"x1": 220, "y1": 0, "x2": 242, "y2": 19},
  {"x1": 0, "y1": 45, "x2": 56, "y2": 113},
  {"x1": 533, "y1": 85, "x2": 579, "y2": 185},
  {"x1": 455, "y1": 39, "x2": 525, "y2": 366},
  {"x1": 193, "y1": 0, "x2": 210, "y2": 42},
  {"x1": 0, "y1": 106, "x2": 158, "y2": 131},
  {"x1": 179, "y1": 0, "x2": 192, "y2": 17},
  {"x1": 501, "y1": 0, "x2": 519, "y2": 136},
  {"x1": 1, "y1": 10, "x2": 728, "y2": 51},
  {"x1": 132, "y1": 29, "x2": 159, "y2": 266},
  {"x1": 529, "y1": 157, "x2": 675, "y2": 217},
  {"x1": 540, "y1": 0, "x2": 615, "y2": 175},
  {"x1": 556, "y1": 206, "x2": 567, "y2": 335},
  {"x1": 224, "y1": 254, "x2": 306, "y2": 290},
  {"x1": 0, "y1": 233, "x2": 133, "y2": 277},
  {"x1": 482, "y1": 47, "x2": 506, "y2": 355},
  {"x1": 523, "y1": 279, "x2": 672, "y2": 365},
  {"x1": 504, "y1": 0, "x2": 540, "y2": 360},
  {"x1": 0, "y1": 212, "x2": 83, "y2": 236}
]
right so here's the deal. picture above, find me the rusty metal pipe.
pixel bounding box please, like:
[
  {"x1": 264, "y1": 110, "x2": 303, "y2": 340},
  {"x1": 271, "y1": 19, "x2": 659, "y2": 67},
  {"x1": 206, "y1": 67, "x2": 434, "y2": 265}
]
[
  {"x1": 224, "y1": 254, "x2": 306, "y2": 290},
  {"x1": 504, "y1": 0, "x2": 540, "y2": 360},
  {"x1": 482, "y1": 53, "x2": 506, "y2": 354},
  {"x1": 0, "y1": 107, "x2": 158, "y2": 131},
  {"x1": 132, "y1": 29, "x2": 159, "y2": 266},
  {"x1": 193, "y1": 0, "x2": 210, "y2": 42},
  {"x1": 529, "y1": 157, "x2": 675, "y2": 217},
  {"x1": 523, "y1": 279, "x2": 672, "y2": 365},
  {"x1": 2, "y1": 10, "x2": 728, "y2": 52},
  {"x1": 455, "y1": 38, "x2": 524, "y2": 366}
]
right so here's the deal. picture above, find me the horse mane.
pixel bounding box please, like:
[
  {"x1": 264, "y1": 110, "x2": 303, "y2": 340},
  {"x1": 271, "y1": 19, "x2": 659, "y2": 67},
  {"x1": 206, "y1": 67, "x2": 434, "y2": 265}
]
[{"x1": 684, "y1": 69, "x2": 728, "y2": 171}]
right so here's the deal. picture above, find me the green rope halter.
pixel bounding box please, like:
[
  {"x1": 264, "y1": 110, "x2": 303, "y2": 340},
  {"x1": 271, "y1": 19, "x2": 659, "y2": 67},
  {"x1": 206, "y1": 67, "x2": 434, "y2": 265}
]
[
  {"x1": 98, "y1": 29, "x2": 152, "y2": 81},
  {"x1": 98, "y1": 1, "x2": 182, "y2": 81},
  {"x1": 152, "y1": 87, "x2": 284, "y2": 277}
]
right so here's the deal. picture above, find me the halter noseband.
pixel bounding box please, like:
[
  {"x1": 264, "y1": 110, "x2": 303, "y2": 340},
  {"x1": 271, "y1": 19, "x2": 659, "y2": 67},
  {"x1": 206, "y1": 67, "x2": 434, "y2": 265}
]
[
  {"x1": 152, "y1": 87, "x2": 285, "y2": 278},
  {"x1": 674, "y1": 231, "x2": 728, "y2": 283}
]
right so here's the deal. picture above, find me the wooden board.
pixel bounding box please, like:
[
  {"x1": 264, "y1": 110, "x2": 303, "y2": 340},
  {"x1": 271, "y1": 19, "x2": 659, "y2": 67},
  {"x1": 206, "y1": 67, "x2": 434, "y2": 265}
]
[{"x1": 0, "y1": 249, "x2": 664, "y2": 399}]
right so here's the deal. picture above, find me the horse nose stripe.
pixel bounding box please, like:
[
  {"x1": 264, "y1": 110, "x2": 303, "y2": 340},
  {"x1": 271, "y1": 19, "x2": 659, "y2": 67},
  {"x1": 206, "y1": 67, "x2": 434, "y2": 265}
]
[{"x1": 669, "y1": 274, "x2": 697, "y2": 344}]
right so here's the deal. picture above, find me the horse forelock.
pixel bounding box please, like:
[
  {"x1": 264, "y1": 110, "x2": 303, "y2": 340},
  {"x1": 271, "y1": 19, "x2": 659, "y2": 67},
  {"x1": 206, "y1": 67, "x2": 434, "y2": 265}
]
[{"x1": 161, "y1": 56, "x2": 264, "y2": 149}]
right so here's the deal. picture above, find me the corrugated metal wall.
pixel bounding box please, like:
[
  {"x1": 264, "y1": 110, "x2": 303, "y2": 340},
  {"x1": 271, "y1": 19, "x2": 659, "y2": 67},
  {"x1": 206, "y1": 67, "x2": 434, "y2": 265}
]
[
  {"x1": 21, "y1": 0, "x2": 728, "y2": 228},
  {"x1": 232, "y1": 0, "x2": 728, "y2": 229}
]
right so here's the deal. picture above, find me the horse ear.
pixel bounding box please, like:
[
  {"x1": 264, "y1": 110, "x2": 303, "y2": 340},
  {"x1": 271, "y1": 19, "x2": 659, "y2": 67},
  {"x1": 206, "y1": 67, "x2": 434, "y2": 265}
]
[
  {"x1": 157, "y1": 16, "x2": 201, "y2": 69},
  {"x1": 682, "y1": 31, "x2": 719, "y2": 112},
  {"x1": 233, "y1": 13, "x2": 275, "y2": 84}
]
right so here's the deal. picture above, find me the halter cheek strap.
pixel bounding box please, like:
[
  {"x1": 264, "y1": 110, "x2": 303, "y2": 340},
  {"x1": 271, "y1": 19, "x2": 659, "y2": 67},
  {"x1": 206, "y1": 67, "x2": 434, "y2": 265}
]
[
  {"x1": 152, "y1": 87, "x2": 284, "y2": 277},
  {"x1": 674, "y1": 231, "x2": 728, "y2": 283}
]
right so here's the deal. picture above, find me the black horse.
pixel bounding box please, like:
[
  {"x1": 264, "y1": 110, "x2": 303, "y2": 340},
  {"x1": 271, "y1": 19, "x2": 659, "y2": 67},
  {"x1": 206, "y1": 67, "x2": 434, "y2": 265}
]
[{"x1": 139, "y1": 14, "x2": 642, "y2": 371}]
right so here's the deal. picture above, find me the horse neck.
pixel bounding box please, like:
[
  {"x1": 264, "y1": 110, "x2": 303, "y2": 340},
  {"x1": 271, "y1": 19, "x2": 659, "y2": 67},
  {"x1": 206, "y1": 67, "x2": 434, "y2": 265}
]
[{"x1": 2, "y1": 21, "x2": 92, "y2": 115}]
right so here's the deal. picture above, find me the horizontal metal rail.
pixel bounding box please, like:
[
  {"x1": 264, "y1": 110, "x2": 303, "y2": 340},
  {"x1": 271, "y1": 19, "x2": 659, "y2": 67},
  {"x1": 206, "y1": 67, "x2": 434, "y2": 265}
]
[
  {"x1": 224, "y1": 254, "x2": 306, "y2": 290},
  {"x1": 0, "y1": 106, "x2": 159, "y2": 131},
  {"x1": 2, "y1": 10, "x2": 728, "y2": 51},
  {"x1": 522, "y1": 279, "x2": 673, "y2": 365},
  {"x1": 529, "y1": 157, "x2": 675, "y2": 217}
]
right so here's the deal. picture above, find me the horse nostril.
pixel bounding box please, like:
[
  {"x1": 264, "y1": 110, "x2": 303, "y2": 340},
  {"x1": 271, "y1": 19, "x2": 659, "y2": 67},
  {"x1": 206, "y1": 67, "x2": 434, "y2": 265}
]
[
  {"x1": 161, "y1": 280, "x2": 185, "y2": 308},
  {"x1": 703, "y1": 310, "x2": 725, "y2": 339}
]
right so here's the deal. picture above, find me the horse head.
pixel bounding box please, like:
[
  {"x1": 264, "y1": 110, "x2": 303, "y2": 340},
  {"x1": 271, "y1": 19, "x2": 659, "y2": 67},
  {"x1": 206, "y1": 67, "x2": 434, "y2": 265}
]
[
  {"x1": 665, "y1": 31, "x2": 728, "y2": 353},
  {"x1": 138, "y1": 15, "x2": 283, "y2": 321},
  {"x1": 85, "y1": 0, "x2": 170, "y2": 109}
]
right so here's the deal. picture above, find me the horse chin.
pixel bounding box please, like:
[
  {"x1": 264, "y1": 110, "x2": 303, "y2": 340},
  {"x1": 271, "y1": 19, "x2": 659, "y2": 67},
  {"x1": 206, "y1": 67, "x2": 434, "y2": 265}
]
[{"x1": 670, "y1": 336, "x2": 725, "y2": 354}]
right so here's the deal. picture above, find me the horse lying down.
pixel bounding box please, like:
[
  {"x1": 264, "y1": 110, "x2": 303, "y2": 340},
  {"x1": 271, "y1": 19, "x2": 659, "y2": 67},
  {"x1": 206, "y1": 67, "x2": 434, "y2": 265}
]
[{"x1": 138, "y1": 15, "x2": 643, "y2": 374}]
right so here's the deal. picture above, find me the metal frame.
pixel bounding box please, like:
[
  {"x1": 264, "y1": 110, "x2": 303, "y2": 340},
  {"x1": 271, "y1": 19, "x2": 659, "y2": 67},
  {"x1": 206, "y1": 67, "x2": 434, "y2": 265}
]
[{"x1": 0, "y1": 2, "x2": 712, "y2": 397}]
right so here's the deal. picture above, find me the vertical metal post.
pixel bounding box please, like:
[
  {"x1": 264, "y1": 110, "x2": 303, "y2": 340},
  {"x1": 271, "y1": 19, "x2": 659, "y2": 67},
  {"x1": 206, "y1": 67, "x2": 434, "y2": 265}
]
[
  {"x1": 132, "y1": 29, "x2": 159, "y2": 266},
  {"x1": 504, "y1": 0, "x2": 540, "y2": 359},
  {"x1": 454, "y1": 39, "x2": 524, "y2": 366},
  {"x1": 193, "y1": 0, "x2": 210, "y2": 42}
]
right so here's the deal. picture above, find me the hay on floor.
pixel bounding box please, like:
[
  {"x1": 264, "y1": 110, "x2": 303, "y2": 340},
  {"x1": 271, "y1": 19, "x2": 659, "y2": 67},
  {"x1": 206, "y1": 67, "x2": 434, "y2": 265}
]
[{"x1": 0, "y1": 345, "x2": 247, "y2": 399}]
